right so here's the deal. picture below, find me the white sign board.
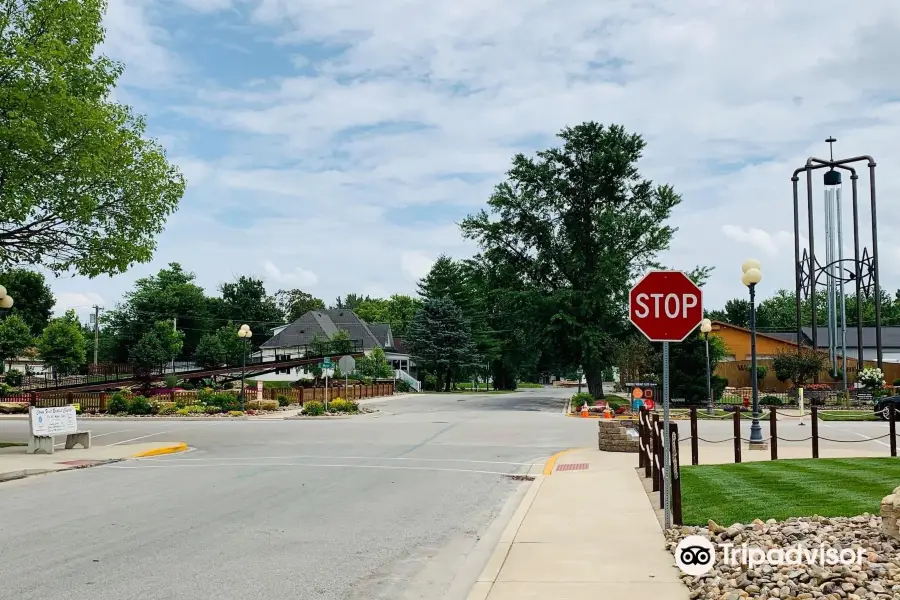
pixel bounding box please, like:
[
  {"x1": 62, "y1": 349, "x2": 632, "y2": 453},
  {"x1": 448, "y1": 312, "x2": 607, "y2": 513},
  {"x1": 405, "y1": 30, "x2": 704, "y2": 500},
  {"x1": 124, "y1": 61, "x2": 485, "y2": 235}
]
[
  {"x1": 31, "y1": 406, "x2": 78, "y2": 437},
  {"x1": 257, "y1": 380, "x2": 263, "y2": 402}
]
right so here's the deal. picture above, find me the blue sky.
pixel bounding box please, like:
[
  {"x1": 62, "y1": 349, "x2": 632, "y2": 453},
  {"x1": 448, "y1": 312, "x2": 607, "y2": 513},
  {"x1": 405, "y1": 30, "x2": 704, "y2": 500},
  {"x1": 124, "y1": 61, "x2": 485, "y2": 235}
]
[{"x1": 49, "y1": 0, "x2": 900, "y2": 321}]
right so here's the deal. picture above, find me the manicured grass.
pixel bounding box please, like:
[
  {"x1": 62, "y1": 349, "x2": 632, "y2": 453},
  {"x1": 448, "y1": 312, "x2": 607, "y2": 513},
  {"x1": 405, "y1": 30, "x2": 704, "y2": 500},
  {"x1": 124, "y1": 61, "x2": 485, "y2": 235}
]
[
  {"x1": 681, "y1": 457, "x2": 900, "y2": 525},
  {"x1": 434, "y1": 389, "x2": 515, "y2": 395},
  {"x1": 246, "y1": 380, "x2": 293, "y2": 389},
  {"x1": 818, "y1": 410, "x2": 878, "y2": 421},
  {"x1": 516, "y1": 382, "x2": 544, "y2": 389},
  {"x1": 0, "y1": 442, "x2": 25, "y2": 448}
]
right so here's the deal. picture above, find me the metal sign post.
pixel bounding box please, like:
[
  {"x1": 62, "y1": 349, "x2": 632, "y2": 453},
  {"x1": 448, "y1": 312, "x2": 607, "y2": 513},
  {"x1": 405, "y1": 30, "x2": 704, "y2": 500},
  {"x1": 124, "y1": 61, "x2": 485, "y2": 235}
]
[{"x1": 662, "y1": 341, "x2": 672, "y2": 529}]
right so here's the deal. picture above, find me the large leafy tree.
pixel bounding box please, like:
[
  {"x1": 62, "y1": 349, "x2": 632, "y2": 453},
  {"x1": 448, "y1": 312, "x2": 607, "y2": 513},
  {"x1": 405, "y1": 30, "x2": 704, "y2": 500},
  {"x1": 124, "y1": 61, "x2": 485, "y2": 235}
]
[
  {"x1": 129, "y1": 320, "x2": 183, "y2": 379},
  {"x1": 192, "y1": 332, "x2": 226, "y2": 370},
  {"x1": 211, "y1": 276, "x2": 281, "y2": 347},
  {"x1": 0, "y1": 269, "x2": 55, "y2": 335},
  {"x1": 354, "y1": 294, "x2": 422, "y2": 338},
  {"x1": 37, "y1": 310, "x2": 85, "y2": 374},
  {"x1": 102, "y1": 263, "x2": 209, "y2": 361},
  {"x1": 0, "y1": 0, "x2": 184, "y2": 276},
  {"x1": 0, "y1": 314, "x2": 33, "y2": 369},
  {"x1": 333, "y1": 294, "x2": 372, "y2": 310},
  {"x1": 461, "y1": 122, "x2": 683, "y2": 398},
  {"x1": 355, "y1": 347, "x2": 393, "y2": 379},
  {"x1": 275, "y1": 289, "x2": 325, "y2": 323},
  {"x1": 406, "y1": 297, "x2": 476, "y2": 392}
]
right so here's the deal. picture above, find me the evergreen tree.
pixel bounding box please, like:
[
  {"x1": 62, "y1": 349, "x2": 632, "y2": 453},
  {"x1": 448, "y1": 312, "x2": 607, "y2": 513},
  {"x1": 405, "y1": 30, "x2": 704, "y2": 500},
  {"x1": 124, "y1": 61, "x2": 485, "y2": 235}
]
[{"x1": 406, "y1": 298, "x2": 476, "y2": 392}]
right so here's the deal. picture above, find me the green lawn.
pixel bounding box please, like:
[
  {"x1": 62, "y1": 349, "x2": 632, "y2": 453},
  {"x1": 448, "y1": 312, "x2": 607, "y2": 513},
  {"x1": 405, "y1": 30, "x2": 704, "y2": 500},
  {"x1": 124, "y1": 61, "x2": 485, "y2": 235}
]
[
  {"x1": 681, "y1": 458, "x2": 900, "y2": 525},
  {"x1": 817, "y1": 410, "x2": 878, "y2": 421},
  {"x1": 0, "y1": 442, "x2": 25, "y2": 448},
  {"x1": 433, "y1": 389, "x2": 515, "y2": 395},
  {"x1": 669, "y1": 408, "x2": 770, "y2": 420}
]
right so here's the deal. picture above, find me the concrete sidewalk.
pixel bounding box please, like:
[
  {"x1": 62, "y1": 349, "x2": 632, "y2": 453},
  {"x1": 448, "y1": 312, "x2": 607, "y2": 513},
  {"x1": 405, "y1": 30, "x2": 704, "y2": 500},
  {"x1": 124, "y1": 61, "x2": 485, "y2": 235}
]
[
  {"x1": 468, "y1": 448, "x2": 688, "y2": 600},
  {"x1": 0, "y1": 441, "x2": 188, "y2": 482}
]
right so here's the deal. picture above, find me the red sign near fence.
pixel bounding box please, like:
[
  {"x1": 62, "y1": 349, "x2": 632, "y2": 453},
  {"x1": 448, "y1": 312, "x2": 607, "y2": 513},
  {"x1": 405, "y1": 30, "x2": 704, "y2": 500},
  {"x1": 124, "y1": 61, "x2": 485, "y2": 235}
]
[{"x1": 629, "y1": 270, "x2": 703, "y2": 342}]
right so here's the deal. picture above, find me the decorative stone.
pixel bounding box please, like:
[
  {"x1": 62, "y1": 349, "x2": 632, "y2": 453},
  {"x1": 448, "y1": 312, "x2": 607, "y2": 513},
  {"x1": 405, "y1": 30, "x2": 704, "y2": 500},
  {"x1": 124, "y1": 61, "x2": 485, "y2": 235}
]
[{"x1": 880, "y1": 486, "x2": 900, "y2": 540}]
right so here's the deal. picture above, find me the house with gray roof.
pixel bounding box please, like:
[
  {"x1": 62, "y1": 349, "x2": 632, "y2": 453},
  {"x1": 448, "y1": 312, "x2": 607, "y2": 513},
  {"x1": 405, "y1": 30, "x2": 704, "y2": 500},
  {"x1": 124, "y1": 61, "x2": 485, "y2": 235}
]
[
  {"x1": 767, "y1": 326, "x2": 900, "y2": 362},
  {"x1": 254, "y1": 310, "x2": 419, "y2": 387}
]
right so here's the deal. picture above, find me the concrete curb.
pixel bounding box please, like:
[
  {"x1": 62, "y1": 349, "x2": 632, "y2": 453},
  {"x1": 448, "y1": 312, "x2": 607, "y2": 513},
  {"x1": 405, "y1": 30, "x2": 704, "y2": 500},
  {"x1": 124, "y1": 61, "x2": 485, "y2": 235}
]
[
  {"x1": 465, "y1": 475, "x2": 545, "y2": 600},
  {"x1": 541, "y1": 447, "x2": 585, "y2": 476},
  {"x1": 131, "y1": 443, "x2": 189, "y2": 458},
  {"x1": 0, "y1": 468, "x2": 52, "y2": 482}
]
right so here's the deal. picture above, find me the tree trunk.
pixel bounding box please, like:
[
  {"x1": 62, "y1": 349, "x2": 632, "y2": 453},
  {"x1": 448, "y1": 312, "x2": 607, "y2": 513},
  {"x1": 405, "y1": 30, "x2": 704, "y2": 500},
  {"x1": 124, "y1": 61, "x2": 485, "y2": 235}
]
[{"x1": 585, "y1": 364, "x2": 605, "y2": 399}]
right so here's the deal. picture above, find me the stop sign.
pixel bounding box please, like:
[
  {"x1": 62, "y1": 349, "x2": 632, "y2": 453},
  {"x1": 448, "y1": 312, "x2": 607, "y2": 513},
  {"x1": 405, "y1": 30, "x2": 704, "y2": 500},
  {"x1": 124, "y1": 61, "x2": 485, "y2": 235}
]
[{"x1": 629, "y1": 270, "x2": 703, "y2": 342}]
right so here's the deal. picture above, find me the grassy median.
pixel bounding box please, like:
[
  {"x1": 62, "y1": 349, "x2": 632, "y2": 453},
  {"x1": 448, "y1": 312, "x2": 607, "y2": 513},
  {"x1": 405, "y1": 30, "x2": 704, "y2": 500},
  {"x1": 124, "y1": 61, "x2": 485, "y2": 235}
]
[{"x1": 680, "y1": 457, "x2": 900, "y2": 525}]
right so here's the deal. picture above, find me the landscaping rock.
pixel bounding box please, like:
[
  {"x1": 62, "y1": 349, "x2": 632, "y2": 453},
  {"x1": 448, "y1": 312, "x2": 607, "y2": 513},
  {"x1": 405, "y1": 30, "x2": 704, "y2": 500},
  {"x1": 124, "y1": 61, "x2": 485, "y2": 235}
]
[
  {"x1": 880, "y1": 486, "x2": 900, "y2": 540},
  {"x1": 667, "y1": 515, "x2": 900, "y2": 600}
]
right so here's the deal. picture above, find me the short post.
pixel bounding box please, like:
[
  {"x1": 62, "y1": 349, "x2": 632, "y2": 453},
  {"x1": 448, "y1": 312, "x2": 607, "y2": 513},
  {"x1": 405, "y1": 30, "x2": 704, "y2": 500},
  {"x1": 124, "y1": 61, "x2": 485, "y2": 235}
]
[
  {"x1": 690, "y1": 406, "x2": 699, "y2": 466},
  {"x1": 658, "y1": 419, "x2": 665, "y2": 510},
  {"x1": 669, "y1": 422, "x2": 683, "y2": 526},
  {"x1": 638, "y1": 407, "x2": 646, "y2": 469},
  {"x1": 769, "y1": 408, "x2": 778, "y2": 460},
  {"x1": 733, "y1": 408, "x2": 742, "y2": 463},
  {"x1": 890, "y1": 405, "x2": 897, "y2": 458},
  {"x1": 651, "y1": 413, "x2": 660, "y2": 492},
  {"x1": 811, "y1": 406, "x2": 819, "y2": 458},
  {"x1": 643, "y1": 408, "x2": 652, "y2": 478}
]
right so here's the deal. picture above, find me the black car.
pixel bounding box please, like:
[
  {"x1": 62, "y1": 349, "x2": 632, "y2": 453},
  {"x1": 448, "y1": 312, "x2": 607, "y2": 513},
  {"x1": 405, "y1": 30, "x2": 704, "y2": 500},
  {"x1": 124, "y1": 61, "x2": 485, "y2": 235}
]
[{"x1": 873, "y1": 395, "x2": 900, "y2": 421}]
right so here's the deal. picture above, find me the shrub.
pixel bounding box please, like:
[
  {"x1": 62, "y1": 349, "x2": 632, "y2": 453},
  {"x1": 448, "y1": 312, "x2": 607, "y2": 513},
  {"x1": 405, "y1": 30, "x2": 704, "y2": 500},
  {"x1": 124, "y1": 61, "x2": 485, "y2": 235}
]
[
  {"x1": 395, "y1": 379, "x2": 412, "y2": 393},
  {"x1": 156, "y1": 403, "x2": 178, "y2": 415},
  {"x1": 164, "y1": 374, "x2": 178, "y2": 388},
  {"x1": 893, "y1": 378, "x2": 900, "y2": 387},
  {"x1": 571, "y1": 392, "x2": 594, "y2": 407},
  {"x1": 107, "y1": 392, "x2": 130, "y2": 414},
  {"x1": 128, "y1": 396, "x2": 152, "y2": 415},
  {"x1": 277, "y1": 395, "x2": 290, "y2": 407},
  {"x1": 227, "y1": 410, "x2": 244, "y2": 417},
  {"x1": 245, "y1": 399, "x2": 278, "y2": 411},
  {"x1": 209, "y1": 392, "x2": 241, "y2": 412},
  {"x1": 328, "y1": 397, "x2": 358, "y2": 413},
  {"x1": 304, "y1": 400, "x2": 325, "y2": 416},
  {"x1": 0, "y1": 402, "x2": 28, "y2": 414},
  {"x1": 204, "y1": 405, "x2": 222, "y2": 414},
  {"x1": 607, "y1": 401, "x2": 621, "y2": 411},
  {"x1": 4, "y1": 369, "x2": 23, "y2": 387},
  {"x1": 761, "y1": 395, "x2": 783, "y2": 406},
  {"x1": 517, "y1": 382, "x2": 542, "y2": 389},
  {"x1": 423, "y1": 374, "x2": 438, "y2": 391},
  {"x1": 176, "y1": 405, "x2": 206, "y2": 415}
]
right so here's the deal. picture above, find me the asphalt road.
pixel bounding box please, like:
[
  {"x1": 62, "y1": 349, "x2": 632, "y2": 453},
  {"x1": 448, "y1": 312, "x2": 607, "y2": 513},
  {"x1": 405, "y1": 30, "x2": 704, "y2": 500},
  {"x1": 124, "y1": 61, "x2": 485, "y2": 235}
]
[{"x1": 0, "y1": 388, "x2": 594, "y2": 600}]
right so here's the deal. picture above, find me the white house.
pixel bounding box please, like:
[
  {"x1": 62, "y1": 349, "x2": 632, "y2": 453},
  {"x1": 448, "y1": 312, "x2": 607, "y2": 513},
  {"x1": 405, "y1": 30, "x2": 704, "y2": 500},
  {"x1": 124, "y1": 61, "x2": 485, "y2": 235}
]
[{"x1": 253, "y1": 309, "x2": 419, "y2": 389}]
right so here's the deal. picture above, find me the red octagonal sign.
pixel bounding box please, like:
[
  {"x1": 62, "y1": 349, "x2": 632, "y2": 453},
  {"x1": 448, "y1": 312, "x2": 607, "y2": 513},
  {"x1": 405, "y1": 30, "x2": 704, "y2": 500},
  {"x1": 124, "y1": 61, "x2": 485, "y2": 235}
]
[{"x1": 629, "y1": 270, "x2": 703, "y2": 342}]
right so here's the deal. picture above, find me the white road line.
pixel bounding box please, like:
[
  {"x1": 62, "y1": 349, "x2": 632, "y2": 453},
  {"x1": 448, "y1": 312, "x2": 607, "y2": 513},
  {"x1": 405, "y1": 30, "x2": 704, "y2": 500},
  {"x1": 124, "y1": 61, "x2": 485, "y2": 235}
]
[
  {"x1": 819, "y1": 422, "x2": 891, "y2": 448},
  {"x1": 52, "y1": 428, "x2": 138, "y2": 448},
  {"x1": 105, "y1": 462, "x2": 525, "y2": 476},
  {"x1": 137, "y1": 454, "x2": 535, "y2": 466}
]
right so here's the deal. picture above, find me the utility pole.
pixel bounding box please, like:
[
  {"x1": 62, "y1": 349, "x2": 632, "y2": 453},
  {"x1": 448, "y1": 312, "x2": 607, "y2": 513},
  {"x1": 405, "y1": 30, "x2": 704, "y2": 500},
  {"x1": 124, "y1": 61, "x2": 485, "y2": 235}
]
[{"x1": 91, "y1": 305, "x2": 103, "y2": 365}]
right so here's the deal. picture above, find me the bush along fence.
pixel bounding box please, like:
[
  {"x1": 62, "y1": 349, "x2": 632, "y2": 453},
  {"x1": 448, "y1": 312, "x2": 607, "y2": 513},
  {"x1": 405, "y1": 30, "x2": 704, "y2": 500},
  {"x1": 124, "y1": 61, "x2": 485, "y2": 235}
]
[
  {"x1": 0, "y1": 383, "x2": 395, "y2": 413},
  {"x1": 637, "y1": 405, "x2": 900, "y2": 527}
]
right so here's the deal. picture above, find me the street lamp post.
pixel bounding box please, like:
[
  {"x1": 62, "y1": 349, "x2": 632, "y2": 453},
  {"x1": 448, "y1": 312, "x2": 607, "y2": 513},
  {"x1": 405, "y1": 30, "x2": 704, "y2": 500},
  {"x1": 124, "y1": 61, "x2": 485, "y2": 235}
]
[
  {"x1": 238, "y1": 324, "x2": 253, "y2": 411},
  {"x1": 700, "y1": 318, "x2": 713, "y2": 416},
  {"x1": 0, "y1": 286, "x2": 15, "y2": 318},
  {"x1": 741, "y1": 259, "x2": 764, "y2": 446}
]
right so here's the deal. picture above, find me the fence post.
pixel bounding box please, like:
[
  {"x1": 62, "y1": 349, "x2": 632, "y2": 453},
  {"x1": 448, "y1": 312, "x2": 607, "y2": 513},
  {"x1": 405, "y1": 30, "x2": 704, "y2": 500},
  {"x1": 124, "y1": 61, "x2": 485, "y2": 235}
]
[
  {"x1": 299, "y1": 387, "x2": 304, "y2": 405},
  {"x1": 891, "y1": 405, "x2": 897, "y2": 458},
  {"x1": 638, "y1": 407, "x2": 646, "y2": 469},
  {"x1": 651, "y1": 413, "x2": 660, "y2": 492},
  {"x1": 29, "y1": 392, "x2": 37, "y2": 407},
  {"x1": 657, "y1": 418, "x2": 665, "y2": 510},
  {"x1": 769, "y1": 407, "x2": 778, "y2": 460},
  {"x1": 811, "y1": 406, "x2": 819, "y2": 458},
  {"x1": 669, "y1": 422, "x2": 683, "y2": 526},
  {"x1": 99, "y1": 392, "x2": 107, "y2": 413},
  {"x1": 733, "y1": 408, "x2": 742, "y2": 464},
  {"x1": 65, "y1": 391, "x2": 73, "y2": 405},
  {"x1": 690, "y1": 406, "x2": 699, "y2": 466}
]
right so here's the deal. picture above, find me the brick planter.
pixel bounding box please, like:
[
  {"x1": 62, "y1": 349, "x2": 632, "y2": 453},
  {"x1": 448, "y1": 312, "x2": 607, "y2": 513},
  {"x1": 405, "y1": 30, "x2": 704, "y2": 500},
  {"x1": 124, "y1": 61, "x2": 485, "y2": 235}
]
[{"x1": 598, "y1": 419, "x2": 639, "y2": 453}]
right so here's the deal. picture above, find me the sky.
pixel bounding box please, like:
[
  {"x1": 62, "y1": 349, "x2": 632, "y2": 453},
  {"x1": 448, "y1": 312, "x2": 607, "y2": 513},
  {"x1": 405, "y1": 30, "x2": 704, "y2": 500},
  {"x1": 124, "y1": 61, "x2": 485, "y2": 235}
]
[{"x1": 46, "y1": 0, "x2": 900, "y2": 323}]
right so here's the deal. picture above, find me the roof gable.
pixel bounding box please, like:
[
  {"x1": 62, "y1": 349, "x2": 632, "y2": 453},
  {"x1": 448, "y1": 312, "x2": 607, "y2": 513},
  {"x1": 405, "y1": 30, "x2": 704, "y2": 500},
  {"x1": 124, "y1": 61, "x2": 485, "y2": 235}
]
[{"x1": 260, "y1": 309, "x2": 384, "y2": 350}]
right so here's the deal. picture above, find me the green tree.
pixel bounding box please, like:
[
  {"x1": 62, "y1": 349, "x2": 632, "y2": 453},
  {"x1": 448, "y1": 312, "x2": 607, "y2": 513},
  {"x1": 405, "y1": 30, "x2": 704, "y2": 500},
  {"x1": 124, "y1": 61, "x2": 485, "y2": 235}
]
[
  {"x1": 354, "y1": 294, "x2": 423, "y2": 338},
  {"x1": 0, "y1": 314, "x2": 33, "y2": 369},
  {"x1": 129, "y1": 321, "x2": 184, "y2": 380},
  {"x1": 193, "y1": 332, "x2": 226, "y2": 369},
  {"x1": 0, "y1": 0, "x2": 184, "y2": 276},
  {"x1": 417, "y1": 256, "x2": 471, "y2": 311},
  {"x1": 37, "y1": 311, "x2": 86, "y2": 374},
  {"x1": 215, "y1": 324, "x2": 247, "y2": 365},
  {"x1": 653, "y1": 332, "x2": 728, "y2": 403},
  {"x1": 275, "y1": 289, "x2": 325, "y2": 322},
  {"x1": 406, "y1": 297, "x2": 476, "y2": 392},
  {"x1": 461, "y1": 122, "x2": 686, "y2": 398},
  {"x1": 102, "y1": 263, "x2": 209, "y2": 361},
  {"x1": 355, "y1": 347, "x2": 393, "y2": 379},
  {"x1": 333, "y1": 294, "x2": 371, "y2": 310},
  {"x1": 772, "y1": 346, "x2": 827, "y2": 386},
  {"x1": 0, "y1": 269, "x2": 55, "y2": 335},
  {"x1": 211, "y1": 276, "x2": 282, "y2": 347}
]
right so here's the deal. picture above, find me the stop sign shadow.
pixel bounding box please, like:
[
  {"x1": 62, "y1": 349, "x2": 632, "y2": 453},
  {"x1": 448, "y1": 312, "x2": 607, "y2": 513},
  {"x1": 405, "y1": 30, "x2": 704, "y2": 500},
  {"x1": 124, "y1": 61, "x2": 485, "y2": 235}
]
[{"x1": 629, "y1": 270, "x2": 703, "y2": 342}]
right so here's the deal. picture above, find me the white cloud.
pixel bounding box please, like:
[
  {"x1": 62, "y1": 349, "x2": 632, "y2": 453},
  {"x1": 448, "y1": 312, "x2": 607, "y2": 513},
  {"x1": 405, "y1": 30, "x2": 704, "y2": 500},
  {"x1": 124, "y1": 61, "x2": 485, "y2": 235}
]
[
  {"x1": 47, "y1": 0, "x2": 900, "y2": 315},
  {"x1": 262, "y1": 261, "x2": 318, "y2": 287},
  {"x1": 721, "y1": 225, "x2": 793, "y2": 257},
  {"x1": 179, "y1": 0, "x2": 232, "y2": 12},
  {"x1": 53, "y1": 293, "x2": 106, "y2": 322}
]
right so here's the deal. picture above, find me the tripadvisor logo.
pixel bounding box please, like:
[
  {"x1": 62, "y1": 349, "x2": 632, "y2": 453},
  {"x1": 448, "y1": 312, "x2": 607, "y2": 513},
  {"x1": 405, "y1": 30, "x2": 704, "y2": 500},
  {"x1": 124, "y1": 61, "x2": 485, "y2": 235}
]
[{"x1": 674, "y1": 535, "x2": 863, "y2": 576}]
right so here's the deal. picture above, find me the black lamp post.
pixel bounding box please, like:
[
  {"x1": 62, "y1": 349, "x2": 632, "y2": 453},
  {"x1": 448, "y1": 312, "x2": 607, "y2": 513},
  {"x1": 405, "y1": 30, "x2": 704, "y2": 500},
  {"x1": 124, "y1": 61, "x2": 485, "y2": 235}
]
[
  {"x1": 238, "y1": 323, "x2": 253, "y2": 410},
  {"x1": 742, "y1": 259, "x2": 764, "y2": 445},
  {"x1": 700, "y1": 318, "x2": 713, "y2": 415}
]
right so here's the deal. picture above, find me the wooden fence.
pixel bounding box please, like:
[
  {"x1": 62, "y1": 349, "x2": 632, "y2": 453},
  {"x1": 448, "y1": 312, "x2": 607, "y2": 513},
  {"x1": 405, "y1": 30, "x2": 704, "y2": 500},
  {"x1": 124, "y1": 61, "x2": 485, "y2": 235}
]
[{"x1": 0, "y1": 383, "x2": 394, "y2": 412}]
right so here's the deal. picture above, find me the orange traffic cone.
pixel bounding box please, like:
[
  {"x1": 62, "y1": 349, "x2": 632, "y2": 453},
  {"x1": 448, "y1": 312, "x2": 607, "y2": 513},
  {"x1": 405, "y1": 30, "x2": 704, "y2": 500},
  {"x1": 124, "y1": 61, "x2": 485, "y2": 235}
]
[
  {"x1": 603, "y1": 405, "x2": 613, "y2": 419},
  {"x1": 581, "y1": 403, "x2": 589, "y2": 418}
]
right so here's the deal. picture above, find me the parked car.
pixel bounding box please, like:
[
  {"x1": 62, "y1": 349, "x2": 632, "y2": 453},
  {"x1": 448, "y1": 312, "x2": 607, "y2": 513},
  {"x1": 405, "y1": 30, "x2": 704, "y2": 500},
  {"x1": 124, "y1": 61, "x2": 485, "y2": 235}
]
[{"x1": 873, "y1": 395, "x2": 900, "y2": 420}]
